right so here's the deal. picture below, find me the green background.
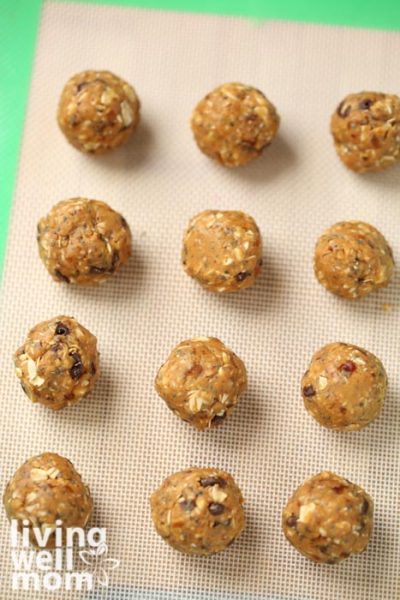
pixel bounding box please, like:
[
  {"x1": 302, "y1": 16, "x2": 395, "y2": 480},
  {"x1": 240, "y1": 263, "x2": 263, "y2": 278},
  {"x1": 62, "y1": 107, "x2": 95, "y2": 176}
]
[{"x1": 1, "y1": 0, "x2": 400, "y2": 274}]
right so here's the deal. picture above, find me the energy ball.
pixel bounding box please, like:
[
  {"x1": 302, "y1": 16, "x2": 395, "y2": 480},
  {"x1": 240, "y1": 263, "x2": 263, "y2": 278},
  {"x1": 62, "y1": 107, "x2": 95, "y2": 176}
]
[
  {"x1": 301, "y1": 342, "x2": 387, "y2": 431},
  {"x1": 14, "y1": 316, "x2": 100, "y2": 410},
  {"x1": 191, "y1": 82, "x2": 279, "y2": 167},
  {"x1": 155, "y1": 337, "x2": 247, "y2": 430},
  {"x1": 331, "y1": 91, "x2": 400, "y2": 172},
  {"x1": 150, "y1": 467, "x2": 245, "y2": 555},
  {"x1": 314, "y1": 221, "x2": 394, "y2": 300},
  {"x1": 182, "y1": 210, "x2": 262, "y2": 293},
  {"x1": 37, "y1": 198, "x2": 132, "y2": 285},
  {"x1": 57, "y1": 70, "x2": 140, "y2": 154},
  {"x1": 282, "y1": 471, "x2": 373, "y2": 564},
  {"x1": 3, "y1": 453, "x2": 93, "y2": 548}
]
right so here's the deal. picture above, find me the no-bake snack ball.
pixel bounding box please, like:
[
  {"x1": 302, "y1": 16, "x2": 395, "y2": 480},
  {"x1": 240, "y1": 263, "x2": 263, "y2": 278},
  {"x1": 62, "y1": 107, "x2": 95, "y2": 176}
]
[
  {"x1": 155, "y1": 337, "x2": 247, "y2": 430},
  {"x1": 331, "y1": 91, "x2": 400, "y2": 172},
  {"x1": 37, "y1": 198, "x2": 132, "y2": 285},
  {"x1": 151, "y1": 467, "x2": 245, "y2": 555},
  {"x1": 14, "y1": 316, "x2": 100, "y2": 410},
  {"x1": 314, "y1": 221, "x2": 394, "y2": 300},
  {"x1": 182, "y1": 210, "x2": 262, "y2": 293},
  {"x1": 191, "y1": 82, "x2": 279, "y2": 167},
  {"x1": 301, "y1": 342, "x2": 387, "y2": 431},
  {"x1": 57, "y1": 70, "x2": 140, "y2": 154},
  {"x1": 282, "y1": 471, "x2": 373, "y2": 564},
  {"x1": 3, "y1": 453, "x2": 93, "y2": 548}
]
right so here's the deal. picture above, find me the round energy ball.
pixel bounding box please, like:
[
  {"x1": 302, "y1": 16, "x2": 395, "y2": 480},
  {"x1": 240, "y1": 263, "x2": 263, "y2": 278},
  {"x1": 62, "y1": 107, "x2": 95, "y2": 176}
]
[
  {"x1": 37, "y1": 198, "x2": 132, "y2": 285},
  {"x1": 331, "y1": 91, "x2": 400, "y2": 172},
  {"x1": 191, "y1": 82, "x2": 279, "y2": 167},
  {"x1": 314, "y1": 221, "x2": 394, "y2": 300},
  {"x1": 182, "y1": 210, "x2": 262, "y2": 293},
  {"x1": 57, "y1": 70, "x2": 140, "y2": 154},
  {"x1": 14, "y1": 316, "x2": 100, "y2": 410},
  {"x1": 150, "y1": 467, "x2": 245, "y2": 555},
  {"x1": 282, "y1": 471, "x2": 373, "y2": 564},
  {"x1": 3, "y1": 453, "x2": 93, "y2": 548},
  {"x1": 301, "y1": 342, "x2": 387, "y2": 431},
  {"x1": 155, "y1": 337, "x2": 247, "y2": 430}
]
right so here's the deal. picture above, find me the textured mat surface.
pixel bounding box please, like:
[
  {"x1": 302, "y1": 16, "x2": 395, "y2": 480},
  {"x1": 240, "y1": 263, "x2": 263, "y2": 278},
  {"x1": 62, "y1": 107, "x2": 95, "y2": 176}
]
[{"x1": 0, "y1": 1, "x2": 400, "y2": 598}]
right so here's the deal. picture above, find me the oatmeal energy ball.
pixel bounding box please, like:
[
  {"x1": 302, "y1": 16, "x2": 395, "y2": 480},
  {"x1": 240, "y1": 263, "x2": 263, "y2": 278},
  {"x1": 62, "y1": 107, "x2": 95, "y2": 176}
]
[
  {"x1": 191, "y1": 82, "x2": 279, "y2": 167},
  {"x1": 155, "y1": 337, "x2": 247, "y2": 430},
  {"x1": 283, "y1": 471, "x2": 373, "y2": 564},
  {"x1": 182, "y1": 210, "x2": 262, "y2": 293},
  {"x1": 302, "y1": 342, "x2": 387, "y2": 431},
  {"x1": 37, "y1": 198, "x2": 132, "y2": 285},
  {"x1": 314, "y1": 221, "x2": 394, "y2": 300},
  {"x1": 3, "y1": 453, "x2": 93, "y2": 548},
  {"x1": 14, "y1": 316, "x2": 100, "y2": 410},
  {"x1": 57, "y1": 70, "x2": 140, "y2": 154},
  {"x1": 151, "y1": 467, "x2": 245, "y2": 555},
  {"x1": 331, "y1": 91, "x2": 400, "y2": 172}
]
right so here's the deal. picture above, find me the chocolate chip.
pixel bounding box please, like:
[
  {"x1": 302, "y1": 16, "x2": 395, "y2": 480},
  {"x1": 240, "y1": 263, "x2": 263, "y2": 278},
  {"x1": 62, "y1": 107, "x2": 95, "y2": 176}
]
[
  {"x1": 179, "y1": 499, "x2": 195, "y2": 512},
  {"x1": 70, "y1": 352, "x2": 84, "y2": 380},
  {"x1": 303, "y1": 385, "x2": 316, "y2": 397},
  {"x1": 90, "y1": 362, "x2": 97, "y2": 375},
  {"x1": 55, "y1": 322, "x2": 70, "y2": 336},
  {"x1": 199, "y1": 476, "x2": 227, "y2": 488},
  {"x1": 208, "y1": 503, "x2": 225, "y2": 516},
  {"x1": 359, "y1": 99, "x2": 373, "y2": 110},
  {"x1": 213, "y1": 518, "x2": 232, "y2": 527},
  {"x1": 339, "y1": 361, "x2": 356, "y2": 374},
  {"x1": 54, "y1": 269, "x2": 70, "y2": 283},
  {"x1": 89, "y1": 266, "x2": 107, "y2": 274},
  {"x1": 361, "y1": 499, "x2": 369, "y2": 515},
  {"x1": 235, "y1": 271, "x2": 250, "y2": 283},
  {"x1": 211, "y1": 413, "x2": 226, "y2": 426},
  {"x1": 110, "y1": 250, "x2": 119, "y2": 272},
  {"x1": 120, "y1": 216, "x2": 129, "y2": 229},
  {"x1": 76, "y1": 81, "x2": 89, "y2": 93},
  {"x1": 337, "y1": 101, "x2": 351, "y2": 118},
  {"x1": 333, "y1": 485, "x2": 345, "y2": 494},
  {"x1": 286, "y1": 515, "x2": 298, "y2": 527}
]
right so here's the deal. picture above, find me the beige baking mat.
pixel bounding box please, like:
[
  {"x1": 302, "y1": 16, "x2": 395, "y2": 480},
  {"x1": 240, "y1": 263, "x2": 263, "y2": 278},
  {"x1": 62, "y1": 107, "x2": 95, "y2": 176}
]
[{"x1": 1, "y1": 1, "x2": 400, "y2": 598}]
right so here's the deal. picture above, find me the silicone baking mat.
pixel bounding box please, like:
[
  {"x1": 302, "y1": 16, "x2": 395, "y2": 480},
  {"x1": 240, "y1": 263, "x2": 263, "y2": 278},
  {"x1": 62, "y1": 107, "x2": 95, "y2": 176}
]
[{"x1": 1, "y1": 1, "x2": 400, "y2": 598}]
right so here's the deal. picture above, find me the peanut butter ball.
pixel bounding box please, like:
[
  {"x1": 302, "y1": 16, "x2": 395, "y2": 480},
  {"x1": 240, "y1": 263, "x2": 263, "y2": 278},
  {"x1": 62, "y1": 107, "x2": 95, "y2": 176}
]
[
  {"x1": 182, "y1": 210, "x2": 262, "y2": 293},
  {"x1": 155, "y1": 337, "x2": 247, "y2": 430},
  {"x1": 191, "y1": 82, "x2": 279, "y2": 167},
  {"x1": 301, "y1": 342, "x2": 387, "y2": 431},
  {"x1": 314, "y1": 221, "x2": 394, "y2": 300},
  {"x1": 331, "y1": 91, "x2": 400, "y2": 172},
  {"x1": 57, "y1": 70, "x2": 140, "y2": 154},
  {"x1": 151, "y1": 467, "x2": 245, "y2": 555},
  {"x1": 283, "y1": 471, "x2": 373, "y2": 564},
  {"x1": 3, "y1": 453, "x2": 93, "y2": 548},
  {"x1": 37, "y1": 198, "x2": 132, "y2": 285},
  {"x1": 14, "y1": 316, "x2": 100, "y2": 410}
]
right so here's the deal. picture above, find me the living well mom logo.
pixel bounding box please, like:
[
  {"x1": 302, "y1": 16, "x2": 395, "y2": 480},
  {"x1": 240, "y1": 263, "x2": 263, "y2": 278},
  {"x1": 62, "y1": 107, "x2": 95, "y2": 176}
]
[{"x1": 9, "y1": 520, "x2": 120, "y2": 592}]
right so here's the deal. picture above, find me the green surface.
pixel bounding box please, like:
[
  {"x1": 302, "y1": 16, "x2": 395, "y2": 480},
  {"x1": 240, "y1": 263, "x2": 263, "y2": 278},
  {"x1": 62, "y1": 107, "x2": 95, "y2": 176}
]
[
  {"x1": 61, "y1": 0, "x2": 400, "y2": 29},
  {"x1": 0, "y1": 0, "x2": 42, "y2": 274},
  {"x1": 1, "y1": 0, "x2": 400, "y2": 277}
]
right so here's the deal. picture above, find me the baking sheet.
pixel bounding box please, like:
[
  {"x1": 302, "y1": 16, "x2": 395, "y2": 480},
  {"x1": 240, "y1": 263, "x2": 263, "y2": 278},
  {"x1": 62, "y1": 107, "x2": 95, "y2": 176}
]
[{"x1": 1, "y1": 1, "x2": 400, "y2": 598}]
